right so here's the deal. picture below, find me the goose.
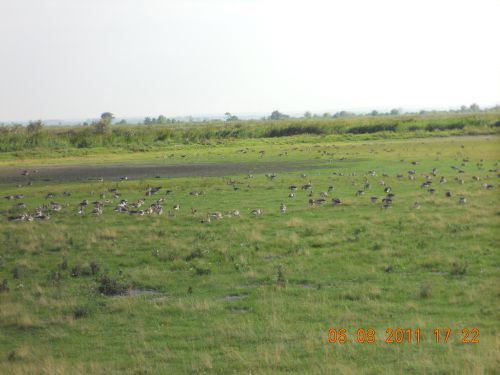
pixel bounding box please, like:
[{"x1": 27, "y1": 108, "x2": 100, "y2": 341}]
[
  {"x1": 308, "y1": 190, "x2": 314, "y2": 197},
  {"x1": 231, "y1": 209, "x2": 240, "y2": 217},
  {"x1": 128, "y1": 210, "x2": 145, "y2": 216},
  {"x1": 310, "y1": 198, "x2": 326, "y2": 206},
  {"x1": 173, "y1": 204, "x2": 180, "y2": 211},
  {"x1": 280, "y1": 203, "x2": 287, "y2": 213},
  {"x1": 327, "y1": 185, "x2": 334, "y2": 192},
  {"x1": 408, "y1": 175, "x2": 415, "y2": 180},
  {"x1": 50, "y1": 202, "x2": 62, "y2": 211},
  {"x1": 440, "y1": 177, "x2": 447, "y2": 184},
  {"x1": 332, "y1": 198, "x2": 342, "y2": 205},
  {"x1": 320, "y1": 191, "x2": 328, "y2": 198},
  {"x1": 201, "y1": 214, "x2": 211, "y2": 224},
  {"x1": 191, "y1": 208, "x2": 197, "y2": 216},
  {"x1": 151, "y1": 204, "x2": 163, "y2": 215},
  {"x1": 301, "y1": 182, "x2": 312, "y2": 190},
  {"x1": 384, "y1": 187, "x2": 392, "y2": 193},
  {"x1": 472, "y1": 176, "x2": 481, "y2": 181},
  {"x1": 356, "y1": 190, "x2": 364, "y2": 196},
  {"x1": 288, "y1": 193, "x2": 295, "y2": 199},
  {"x1": 382, "y1": 197, "x2": 393, "y2": 205},
  {"x1": 289, "y1": 185, "x2": 298, "y2": 191},
  {"x1": 8, "y1": 214, "x2": 27, "y2": 222},
  {"x1": 92, "y1": 207, "x2": 103, "y2": 215},
  {"x1": 481, "y1": 183, "x2": 493, "y2": 189},
  {"x1": 421, "y1": 181, "x2": 431, "y2": 188},
  {"x1": 210, "y1": 212, "x2": 224, "y2": 220},
  {"x1": 458, "y1": 196, "x2": 466, "y2": 204},
  {"x1": 370, "y1": 197, "x2": 378, "y2": 203},
  {"x1": 265, "y1": 173, "x2": 277, "y2": 180},
  {"x1": 428, "y1": 188, "x2": 436, "y2": 194},
  {"x1": 412, "y1": 202, "x2": 421, "y2": 209},
  {"x1": 251, "y1": 209, "x2": 262, "y2": 216}
]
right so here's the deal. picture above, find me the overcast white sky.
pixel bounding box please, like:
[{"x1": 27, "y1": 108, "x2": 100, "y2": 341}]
[{"x1": 0, "y1": 0, "x2": 499, "y2": 121}]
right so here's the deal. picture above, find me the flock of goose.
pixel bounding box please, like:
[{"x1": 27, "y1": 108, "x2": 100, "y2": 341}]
[{"x1": 4, "y1": 159, "x2": 498, "y2": 223}]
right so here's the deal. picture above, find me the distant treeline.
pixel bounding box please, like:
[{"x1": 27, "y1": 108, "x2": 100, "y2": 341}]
[{"x1": 0, "y1": 113, "x2": 499, "y2": 152}]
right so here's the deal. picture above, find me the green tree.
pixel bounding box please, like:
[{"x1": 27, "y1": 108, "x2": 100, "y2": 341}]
[
  {"x1": 224, "y1": 112, "x2": 239, "y2": 121},
  {"x1": 269, "y1": 110, "x2": 289, "y2": 120},
  {"x1": 303, "y1": 111, "x2": 312, "y2": 119},
  {"x1": 95, "y1": 112, "x2": 114, "y2": 134},
  {"x1": 390, "y1": 108, "x2": 400, "y2": 116},
  {"x1": 101, "y1": 112, "x2": 114, "y2": 123},
  {"x1": 26, "y1": 120, "x2": 44, "y2": 133},
  {"x1": 469, "y1": 103, "x2": 480, "y2": 112},
  {"x1": 157, "y1": 115, "x2": 167, "y2": 124}
]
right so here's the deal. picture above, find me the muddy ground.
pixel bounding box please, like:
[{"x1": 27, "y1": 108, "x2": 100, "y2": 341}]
[{"x1": 0, "y1": 161, "x2": 332, "y2": 185}]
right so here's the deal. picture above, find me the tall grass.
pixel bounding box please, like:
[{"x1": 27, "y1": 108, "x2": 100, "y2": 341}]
[{"x1": 0, "y1": 113, "x2": 498, "y2": 152}]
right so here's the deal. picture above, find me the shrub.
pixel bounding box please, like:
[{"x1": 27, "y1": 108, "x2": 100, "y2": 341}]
[
  {"x1": 195, "y1": 267, "x2": 211, "y2": 276},
  {"x1": 450, "y1": 262, "x2": 468, "y2": 276},
  {"x1": 98, "y1": 275, "x2": 129, "y2": 296},
  {"x1": 0, "y1": 279, "x2": 9, "y2": 292},
  {"x1": 347, "y1": 124, "x2": 398, "y2": 134},
  {"x1": 73, "y1": 306, "x2": 89, "y2": 319}
]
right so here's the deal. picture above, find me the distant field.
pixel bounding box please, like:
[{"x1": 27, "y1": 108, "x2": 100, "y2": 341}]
[
  {"x1": 0, "y1": 135, "x2": 499, "y2": 374},
  {"x1": 0, "y1": 112, "x2": 499, "y2": 167}
]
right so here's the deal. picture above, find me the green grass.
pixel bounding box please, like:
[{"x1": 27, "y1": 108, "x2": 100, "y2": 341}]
[
  {"x1": 0, "y1": 135, "x2": 499, "y2": 374},
  {"x1": 1, "y1": 112, "x2": 499, "y2": 167}
]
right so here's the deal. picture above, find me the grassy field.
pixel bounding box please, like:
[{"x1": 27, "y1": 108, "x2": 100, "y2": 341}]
[
  {"x1": 1, "y1": 112, "x2": 499, "y2": 167},
  {"x1": 0, "y1": 134, "x2": 499, "y2": 374}
]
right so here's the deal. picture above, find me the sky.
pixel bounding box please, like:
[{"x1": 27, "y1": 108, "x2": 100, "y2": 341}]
[{"x1": 0, "y1": 0, "x2": 499, "y2": 122}]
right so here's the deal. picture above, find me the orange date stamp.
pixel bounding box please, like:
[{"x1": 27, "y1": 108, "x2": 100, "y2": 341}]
[{"x1": 327, "y1": 328, "x2": 479, "y2": 344}]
